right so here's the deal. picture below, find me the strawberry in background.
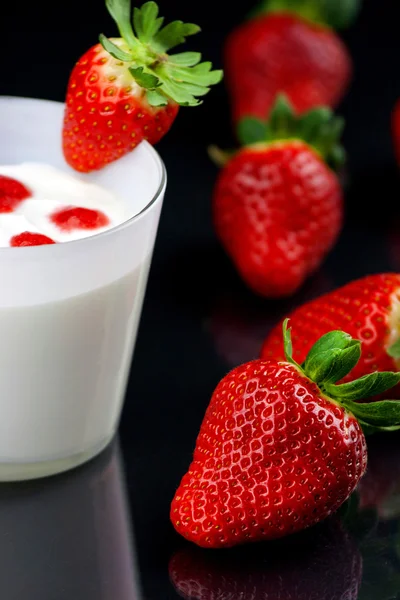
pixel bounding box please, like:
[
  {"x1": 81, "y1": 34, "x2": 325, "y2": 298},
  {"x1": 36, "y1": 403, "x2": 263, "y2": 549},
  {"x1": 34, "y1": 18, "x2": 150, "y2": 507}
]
[
  {"x1": 225, "y1": 0, "x2": 361, "y2": 126},
  {"x1": 213, "y1": 95, "x2": 344, "y2": 298},
  {"x1": 261, "y1": 274, "x2": 400, "y2": 399},
  {"x1": 63, "y1": 0, "x2": 222, "y2": 172}
]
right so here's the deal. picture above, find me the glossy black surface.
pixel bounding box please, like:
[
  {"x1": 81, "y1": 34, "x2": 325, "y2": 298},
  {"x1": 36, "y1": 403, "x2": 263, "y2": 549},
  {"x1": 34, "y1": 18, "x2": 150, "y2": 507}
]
[{"x1": 4, "y1": 0, "x2": 400, "y2": 597}]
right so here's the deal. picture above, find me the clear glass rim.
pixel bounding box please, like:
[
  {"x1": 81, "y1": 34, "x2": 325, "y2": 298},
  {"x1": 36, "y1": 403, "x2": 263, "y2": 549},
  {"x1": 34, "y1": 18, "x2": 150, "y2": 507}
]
[{"x1": 0, "y1": 96, "x2": 167, "y2": 254}]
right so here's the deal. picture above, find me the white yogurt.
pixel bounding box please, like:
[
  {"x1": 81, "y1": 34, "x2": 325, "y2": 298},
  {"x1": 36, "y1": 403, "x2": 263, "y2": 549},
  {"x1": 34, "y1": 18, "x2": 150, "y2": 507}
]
[{"x1": 0, "y1": 163, "x2": 132, "y2": 245}]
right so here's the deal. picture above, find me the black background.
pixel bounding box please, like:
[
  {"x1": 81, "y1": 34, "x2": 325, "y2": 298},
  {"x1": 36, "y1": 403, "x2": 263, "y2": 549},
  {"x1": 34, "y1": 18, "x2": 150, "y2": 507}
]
[{"x1": 3, "y1": 0, "x2": 400, "y2": 598}]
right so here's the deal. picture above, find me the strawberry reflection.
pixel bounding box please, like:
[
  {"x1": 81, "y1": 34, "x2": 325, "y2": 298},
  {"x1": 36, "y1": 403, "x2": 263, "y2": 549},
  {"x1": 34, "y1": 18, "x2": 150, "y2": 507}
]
[
  {"x1": 206, "y1": 271, "x2": 333, "y2": 367},
  {"x1": 169, "y1": 517, "x2": 361, "y2": 600},
  {"x1": 358, "y1": 433, "x2": 400, "y2": 521}
]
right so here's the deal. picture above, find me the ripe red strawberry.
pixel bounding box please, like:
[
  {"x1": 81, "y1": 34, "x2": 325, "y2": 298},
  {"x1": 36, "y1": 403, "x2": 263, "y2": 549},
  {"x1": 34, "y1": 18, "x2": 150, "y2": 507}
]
[
  {"x1": 170, "y1": 518, "x2": 362, "y2": 599},
  {"x1": 63, "y1": 0, "x2": 222, "y2": 172},
  {"x1": 261, "y1": 274, "x2": 400, "y2": 399},
  {"x1": 392, "y1": 100, "x2": 400, "y2": 167},
  {"x1": 171, "y1": 321, "x2": 400, "y2": 548},
  {"x1": 224, "y1": 0, "x2": 360, "y2": 125},
  {"x1": 213, "y1": 96, "x2": 344, "y2": 297}
]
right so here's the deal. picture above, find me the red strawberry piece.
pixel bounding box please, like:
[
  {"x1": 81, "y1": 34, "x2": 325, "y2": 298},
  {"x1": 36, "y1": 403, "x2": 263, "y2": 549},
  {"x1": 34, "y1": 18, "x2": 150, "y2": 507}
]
[
  {"x1": 224, "y1": 0, "x2": 360, "y2": 125},
  {"x1": 213, "y1": 96, "x2": 344, "y2": 298},
  {"x1": 0, "y1": 175, "x2": 32, "y2": 213},
  {"x1": 261, "y1": 274, "x2": 400, "y2": 399},
  {"x1": 169, "y1": 518, "x2": 362, "y2": 599},
  {"x1": 10, "y1": 232, "x2": 55, "y2": 247},
  {"x1": 171, "y1": 321, "x2": 400, "y2": 548},
  {"x1": 63, "y1": 0, "x2": 222, "y2": 172},
  {"x1": 51, "y1": 206, "x2": 109, "y2": 231}
]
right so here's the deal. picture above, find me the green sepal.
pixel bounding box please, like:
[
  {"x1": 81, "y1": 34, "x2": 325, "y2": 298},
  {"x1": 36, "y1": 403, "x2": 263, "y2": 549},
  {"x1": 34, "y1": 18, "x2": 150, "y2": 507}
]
[
  {"x1": 253, "y1": 0, "x2": 361, "y2": 30},
  {"x1": 146, "y1": 89, "x2": 168, "y2": 106},
  {"x1": 129, "y1": 66, "x2": 161, "y2": 89},
  {"x1": 359, "y1": 421, "x2": 400, "y2": 436},
  {"x1": 236, "y1": 94, "x2": 345, "y2": 170},
  {"x1": 305, "y1": 344, "x2": 361, "y2": 386},
  {"x1": 133, "y1": 1, "x2": 164, "y2": 43},
  {"x1": 100, "y1": 0, "x2": 222, "y2": 108},
  {"x1": 325, "y1": 372, "x2": 400, "y2": 401},
  {"x1": 169, "y1": 52, "x2": 202, "y2": 67},
  {"x1": 152, "y1": 21, "x2": 200, "y2": 53},
  {"x1": 99, "y1": 34, "x2": 133, "y2": 61},
  {"x1": 237, "y1": 117, "x2": 269, "y2": 146},
  {"x1": 387, "y1": 338, "x2": 400, "y2": 359},
  {"x1": 342, "y1": 398, "x2": 400, "y2": 428},
  {"x1": 282, "y1": 322, "x2": 400, "y2": 430},
  {"x1": 302, "y1": 330, "x2": 361, "y2": 386},
  {"x1": 282, "y1": 319, "x2": 301, "y2": 369}
]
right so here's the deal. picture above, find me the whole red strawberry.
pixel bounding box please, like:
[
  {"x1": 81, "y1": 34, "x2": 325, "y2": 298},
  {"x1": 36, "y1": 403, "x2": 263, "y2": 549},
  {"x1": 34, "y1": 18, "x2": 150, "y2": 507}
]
[
  {"x1": 224, "y1": 0, "x2": 360, "y2": 125},
  {"x1": 261, "y1": 274, "x2": 400, "y2": 399},
  {"x1": 171, "y1": 320, "x2": 400, "y2": 548},
  {"x1": 170, "y1": 518, "x2": 362, "y2": 599},
  {"x1": 213, "y1": 96, "x2": 344, "y2": 297},
  {"x1": 63, "y1": 0, "x2": 222, "y2": 172}
]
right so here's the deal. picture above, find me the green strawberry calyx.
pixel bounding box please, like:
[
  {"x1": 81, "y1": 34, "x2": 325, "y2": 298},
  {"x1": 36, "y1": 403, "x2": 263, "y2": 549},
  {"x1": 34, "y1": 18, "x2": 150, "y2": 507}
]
[
  {"x1": 283, "y1": 318, "x2": 400, "y2": 432},
  {"x1": 99, "y1": 0, "x2": 223, "y2": 107},
  {"x1": 253, "y1": 0, "x2": 361, "y2": 30},
  {"x1": 237, "y1": 94, "x2": 345, "y2": 170}
]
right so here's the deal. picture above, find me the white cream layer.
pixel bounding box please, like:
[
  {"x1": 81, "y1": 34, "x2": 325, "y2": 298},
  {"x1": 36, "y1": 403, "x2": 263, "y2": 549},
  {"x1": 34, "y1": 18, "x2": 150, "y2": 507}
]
[{"x1": 0, "y1": 163, "x2": 131, "y2": 246}]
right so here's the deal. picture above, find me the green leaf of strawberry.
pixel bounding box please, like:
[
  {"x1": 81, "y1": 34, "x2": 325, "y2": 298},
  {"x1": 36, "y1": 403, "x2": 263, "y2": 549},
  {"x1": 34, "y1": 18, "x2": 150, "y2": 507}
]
[
  {"x1": 100, "y1": 0, "x2": 223, "y2": 107},
  {"x1": 387, "y1": 338, "x2": 400, "y2": 359},
  {"x1": 255, "y1": 0, "x2": 362, "y2": 30},
  {"x1": 342, "y1": 399, "x2": 400, "y2": 427},
  {"x1": 236, "y1": 95, "x2": 345, "y2": 170},
  {"x1": 326, "y1": 372, "x2": 400, "y2": 402},
  {"x1": 281, "y1": 322, "x2": 400, "y2": 429}
]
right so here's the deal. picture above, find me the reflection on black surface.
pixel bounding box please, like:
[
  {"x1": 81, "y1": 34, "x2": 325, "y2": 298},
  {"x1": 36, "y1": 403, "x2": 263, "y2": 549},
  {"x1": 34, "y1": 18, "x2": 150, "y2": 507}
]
[
  {"x1": 169, "y1": 518, "x2": 362, "y2": 599},
  {"x1": 206, "y1": 271, "x2": 334, "y2": 368},
  {"x1": 353, "y1": 435, "x2": 400, "y2": 600},
  {"x1": 0, "y1": 441, "x2": 141, "y2": 599}
]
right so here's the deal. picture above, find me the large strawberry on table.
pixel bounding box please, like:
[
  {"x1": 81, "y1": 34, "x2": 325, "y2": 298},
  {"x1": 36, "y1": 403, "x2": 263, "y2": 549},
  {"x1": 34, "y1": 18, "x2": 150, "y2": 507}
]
[
  {"x1": 63, "y1": 0, "x2": 222, "y2": 172},
  {"x1": 171, "y1": 321, "x2": 400, "y2": 549},
  {"x1": 225, "y1": 0, "x2": 360, "y2": 125}
]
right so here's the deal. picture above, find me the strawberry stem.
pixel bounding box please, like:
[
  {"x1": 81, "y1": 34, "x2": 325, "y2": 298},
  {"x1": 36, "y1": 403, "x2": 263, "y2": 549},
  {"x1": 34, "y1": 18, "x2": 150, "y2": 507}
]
[{"x1": 99, "y1": 0, "x2": 223, "y2": 107}]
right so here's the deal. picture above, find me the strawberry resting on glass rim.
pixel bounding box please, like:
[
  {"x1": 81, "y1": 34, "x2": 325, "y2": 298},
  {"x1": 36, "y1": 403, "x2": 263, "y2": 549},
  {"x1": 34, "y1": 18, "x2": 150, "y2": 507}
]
[{"x1": 2, "y1": 0, "x2": 222, "y2": 247}]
